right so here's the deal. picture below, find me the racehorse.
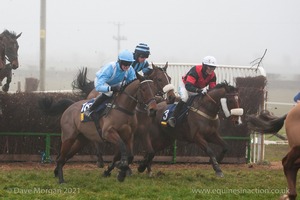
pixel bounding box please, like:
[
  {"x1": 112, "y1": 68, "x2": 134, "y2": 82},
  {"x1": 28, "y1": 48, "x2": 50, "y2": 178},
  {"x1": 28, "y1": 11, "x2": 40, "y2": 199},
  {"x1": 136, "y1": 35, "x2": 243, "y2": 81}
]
[
  {"x1": 246, "y1": 105, "x2": 300, "y2": 200},
  {"x1": 71, "y1": 64, "x2": 177, "y2": 169},
  {"x1": 53, "y1": 78, "x2": 157, "y2": 183},
  {"x1": 0, "y1": 30, "x2": 22, "y2": 92},
  {"x1": 137, "y1": 81, "x2": 243, "y2": 177}
]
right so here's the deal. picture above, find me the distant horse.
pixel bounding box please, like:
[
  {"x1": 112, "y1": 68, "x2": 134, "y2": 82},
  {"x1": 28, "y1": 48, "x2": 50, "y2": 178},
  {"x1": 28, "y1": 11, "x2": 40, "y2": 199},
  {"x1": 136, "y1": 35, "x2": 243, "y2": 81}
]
[
  {"x1": 0, "y1": 30, "x2": 22, "y2": 92},
  {"x1": 138, "y1": 82, "x2": 243, "y2": 177},
  {"x1": 246, "y1": 105, "x2": 300, "y2": 200},
  {"x1": 53, "y1": 78, "x2": 157, "y2": 183},
  {"x1": 71, "y1": 64, "x2": 177, "y2": 169}
]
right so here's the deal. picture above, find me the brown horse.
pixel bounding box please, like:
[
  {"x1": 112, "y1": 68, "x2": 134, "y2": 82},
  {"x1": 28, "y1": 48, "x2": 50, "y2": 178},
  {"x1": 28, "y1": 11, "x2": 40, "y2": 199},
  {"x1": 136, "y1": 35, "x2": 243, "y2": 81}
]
[
  {"x1": 0, "y1": 30, "x2": 22, "y2": 92},
  {"x1": 54, "y1": 78, "x2": 157, "y2": 183},
  {"x1": 71, "y1": 64, "x2": 177, "y2": 169},
  {"x1": 246, "y1": 105, "x2": 300, "y2": 200},
  {"x1": 138, "y1": 81, "x2": 243, "y2": 177}
]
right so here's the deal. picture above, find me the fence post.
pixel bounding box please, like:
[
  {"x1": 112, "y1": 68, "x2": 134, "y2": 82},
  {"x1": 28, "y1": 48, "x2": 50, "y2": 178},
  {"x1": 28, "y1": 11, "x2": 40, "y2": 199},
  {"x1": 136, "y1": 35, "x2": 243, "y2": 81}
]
[
  {"x1": 44, "y1": 134, "x2": 52, "y2": 163},
  {"x1": 172, "y1": 140, "x2": 177, "y2": 163}
]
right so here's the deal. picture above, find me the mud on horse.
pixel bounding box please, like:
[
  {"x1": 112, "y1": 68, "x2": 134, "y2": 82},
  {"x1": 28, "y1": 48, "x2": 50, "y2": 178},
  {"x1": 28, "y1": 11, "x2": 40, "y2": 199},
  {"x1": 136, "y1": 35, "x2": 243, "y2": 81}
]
[{"x1": 0, "y1": 30, "x2": 22, "y2": 92}]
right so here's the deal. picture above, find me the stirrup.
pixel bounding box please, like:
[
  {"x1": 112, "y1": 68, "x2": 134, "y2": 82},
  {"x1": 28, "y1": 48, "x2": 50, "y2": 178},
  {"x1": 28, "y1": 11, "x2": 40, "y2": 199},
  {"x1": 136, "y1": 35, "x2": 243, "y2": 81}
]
[
  {"x1": 167, "y1": 117, "x2": 176, "y2": 128},
  {"x1": 84, "y1": 109, "x2": 93, "y2": 117}
]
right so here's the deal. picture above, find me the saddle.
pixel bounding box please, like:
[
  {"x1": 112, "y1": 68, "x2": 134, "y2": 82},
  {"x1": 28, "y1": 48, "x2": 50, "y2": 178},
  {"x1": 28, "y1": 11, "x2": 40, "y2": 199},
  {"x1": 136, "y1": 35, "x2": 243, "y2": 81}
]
[
  {"x1": 80, "y1": 98, "x2": 111, "y2": 122},
  {"x1": 160, "y1": 95, "x2": 197, "y2": 127}
]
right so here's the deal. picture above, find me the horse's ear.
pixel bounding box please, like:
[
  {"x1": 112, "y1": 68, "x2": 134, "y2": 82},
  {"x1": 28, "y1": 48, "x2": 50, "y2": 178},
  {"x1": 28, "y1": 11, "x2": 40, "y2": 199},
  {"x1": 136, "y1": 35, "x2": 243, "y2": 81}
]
[
  {"x1": 135, "y1": 72, "x2": 145, "y2": 81},
  {"x1": 163, "y1": 62, "x2": 168, "y2": 71},
  {"x1": 16, "y1": 32, "x2": 22, "y2": 39},
  {"x1": 151, "y1": 62, "x2": 157, "y2": 69}
]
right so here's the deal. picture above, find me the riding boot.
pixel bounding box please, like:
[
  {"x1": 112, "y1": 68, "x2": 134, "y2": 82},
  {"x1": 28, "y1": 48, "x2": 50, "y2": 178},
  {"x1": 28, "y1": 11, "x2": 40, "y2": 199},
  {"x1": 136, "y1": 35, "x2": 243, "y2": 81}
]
[
  {"x1": 167, "y1": 100, "x2": 185, "y2": 128},
  {"x1": 84, "y1": 94, "x2": 109, "y2": 117}
]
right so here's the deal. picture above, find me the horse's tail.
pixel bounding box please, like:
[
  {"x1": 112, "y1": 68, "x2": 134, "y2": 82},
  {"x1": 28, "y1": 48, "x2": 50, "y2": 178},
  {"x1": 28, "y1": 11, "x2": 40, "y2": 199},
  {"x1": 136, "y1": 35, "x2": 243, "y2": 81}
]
[
  {"x1": 38, "y1": 96, "x2": 74, "y2": 116},
  {"x1": 72, "y1": 67, "x2": 95, "y2": 99},
  {"x1": 246, "y1": 110, "x2": 287, "y2": 135}
]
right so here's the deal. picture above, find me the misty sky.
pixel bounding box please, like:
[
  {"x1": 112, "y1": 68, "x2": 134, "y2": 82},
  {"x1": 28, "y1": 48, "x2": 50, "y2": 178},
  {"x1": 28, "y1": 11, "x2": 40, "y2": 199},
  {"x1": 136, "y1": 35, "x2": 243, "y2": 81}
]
[{"x1": 2, "y1": 0, "x2": 300, "y2": 74}]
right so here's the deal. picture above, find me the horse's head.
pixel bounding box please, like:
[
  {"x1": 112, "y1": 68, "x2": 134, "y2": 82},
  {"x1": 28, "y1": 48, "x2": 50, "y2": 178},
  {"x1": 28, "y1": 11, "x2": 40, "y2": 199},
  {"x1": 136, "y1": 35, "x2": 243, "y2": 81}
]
[
  {"x1": 119, "y1": 79, "x2": 157, "y2": 117},
  {"x1": 0, "y1": 30, "x2": 22, "y2": 69},
  {"x1": 137, "y1": 80, "x2": 157, "y2": 116},
  {"x1": 203, "y1": 81, "x2": 243, "y2": 125},
  {"x1": 216, "y1": 82, "x2": 244, "y2": 125},
  {"x1": 148, "y1": 62, "x2": 177, "y2": 104}
]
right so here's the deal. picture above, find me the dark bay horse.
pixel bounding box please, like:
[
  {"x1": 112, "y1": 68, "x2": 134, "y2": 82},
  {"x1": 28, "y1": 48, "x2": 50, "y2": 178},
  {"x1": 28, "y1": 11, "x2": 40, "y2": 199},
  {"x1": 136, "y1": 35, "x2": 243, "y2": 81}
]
[
  {"x1": 54, "y1": 78, "x2": 157, "y2": 183},
  {"x1": 138, "y1": 82, "x2": 244, "y2": 177},
  {"x1": 246, "y1": 105, "x2": 300, "y2": 200},
  {"x1": 0, "y1": 30, "x2": 22, "y2": 92}
]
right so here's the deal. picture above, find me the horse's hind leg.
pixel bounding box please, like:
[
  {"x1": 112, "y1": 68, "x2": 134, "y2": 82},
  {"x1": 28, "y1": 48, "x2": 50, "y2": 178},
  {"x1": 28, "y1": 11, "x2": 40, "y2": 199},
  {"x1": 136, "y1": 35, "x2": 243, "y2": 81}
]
[
  {"x1": 282, "y1": 146, "x2": 300, "y2": 200},
  {"x1": 55, "y1": 138, "x2": 76, "y2": 184}
]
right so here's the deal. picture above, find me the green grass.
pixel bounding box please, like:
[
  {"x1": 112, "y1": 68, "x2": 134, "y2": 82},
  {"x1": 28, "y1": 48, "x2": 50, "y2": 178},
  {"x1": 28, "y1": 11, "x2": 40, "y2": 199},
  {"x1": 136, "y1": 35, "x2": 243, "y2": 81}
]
[
  {"x1": 0, "y1": 162, "x2": 291, "y2": 200},
  {"x1": 264, "y1": 144, "x2": 289, "y2": 162}
]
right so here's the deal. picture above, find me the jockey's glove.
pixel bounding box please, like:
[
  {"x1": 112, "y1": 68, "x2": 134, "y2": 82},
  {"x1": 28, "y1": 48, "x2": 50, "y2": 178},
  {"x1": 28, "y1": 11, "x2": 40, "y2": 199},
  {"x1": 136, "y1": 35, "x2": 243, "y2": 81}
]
[{"x1": 111, "y1": 85, "x2": 120, "y2": 92}]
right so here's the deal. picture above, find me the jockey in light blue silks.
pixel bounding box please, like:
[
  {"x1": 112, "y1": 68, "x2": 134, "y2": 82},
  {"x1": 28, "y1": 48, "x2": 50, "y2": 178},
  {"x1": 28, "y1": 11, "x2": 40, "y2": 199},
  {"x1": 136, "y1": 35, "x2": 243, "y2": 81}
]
[
  {"x1": 84, "y1": 49, "x2": 136, "y2": 117},
  {"x1": 131, "y1": 43, "x2": 152, "y2": 76}
]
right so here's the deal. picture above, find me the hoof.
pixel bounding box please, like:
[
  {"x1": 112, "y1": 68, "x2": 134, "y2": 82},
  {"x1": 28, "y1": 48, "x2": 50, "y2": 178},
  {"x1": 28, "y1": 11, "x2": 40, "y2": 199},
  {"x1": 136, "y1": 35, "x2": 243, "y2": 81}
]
[
  {"x1": 138, "y1": 164, "x2": 146, "y2": 173},
  {"x1": 126, "y1": 168, "x2": 133, "y2": 176},
  {"x1": 96, "y1": 161, "x2": 104, "y2": 168},
  {"x1": 103, "y1": 170, "x2": 111, "y2": 177},
  {"x1": 117, "y1": 170, "x2": 126, "y2": 182},
  {"x1": 216, "y1": 171, "x2": 224, "y2": 177}
]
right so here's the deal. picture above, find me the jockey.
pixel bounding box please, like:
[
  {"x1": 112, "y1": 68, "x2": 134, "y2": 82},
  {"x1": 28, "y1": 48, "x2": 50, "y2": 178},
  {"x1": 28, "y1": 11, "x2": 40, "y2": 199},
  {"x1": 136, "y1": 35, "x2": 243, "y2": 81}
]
[
  {"x1": 84, "y1": 49, "x2": 136, "y2": 117},
  {"x1": 167, "y1": 56, "x2": 218, "y2": 127},
  {"x1": 294, "y1": 92, "x2": 300, "y2": 103},
  {"x1": 131, "y1": 43, "x2": 152, "y2": 76}
]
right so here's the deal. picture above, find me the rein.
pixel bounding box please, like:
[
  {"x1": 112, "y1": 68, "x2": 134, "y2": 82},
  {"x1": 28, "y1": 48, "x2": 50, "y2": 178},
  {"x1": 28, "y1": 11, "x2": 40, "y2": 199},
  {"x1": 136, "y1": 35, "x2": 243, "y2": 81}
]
[{"x1": 112, "y1": 79, "x2": 155, "y2": 115}]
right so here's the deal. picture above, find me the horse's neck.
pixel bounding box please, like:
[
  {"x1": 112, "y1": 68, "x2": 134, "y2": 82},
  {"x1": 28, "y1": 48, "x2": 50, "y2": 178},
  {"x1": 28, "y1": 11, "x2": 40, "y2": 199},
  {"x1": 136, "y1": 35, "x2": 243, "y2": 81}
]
[
  {"x1": 115, "y1": 85, "x2": 139, "y2": 112},
  {"x1": 191, "y1": 93, "x2": 222, "y2": 115}
]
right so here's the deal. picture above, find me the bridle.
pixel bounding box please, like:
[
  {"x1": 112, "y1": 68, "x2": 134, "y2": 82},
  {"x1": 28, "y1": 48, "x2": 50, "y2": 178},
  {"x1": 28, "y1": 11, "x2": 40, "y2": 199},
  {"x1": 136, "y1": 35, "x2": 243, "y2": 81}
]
[
  {"x1": 115, "y1": 80, "x2": 156, "y2": 114},
  {"x1": 189, "y1": 88, "x2": 243, "y2": 121}
]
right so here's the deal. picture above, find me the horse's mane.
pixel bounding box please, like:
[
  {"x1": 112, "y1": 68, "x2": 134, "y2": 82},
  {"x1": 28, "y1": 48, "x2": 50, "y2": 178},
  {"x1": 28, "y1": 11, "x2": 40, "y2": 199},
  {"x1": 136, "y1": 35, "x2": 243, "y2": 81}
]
[
  {"x1": 213, "y1": 81, "x2": 236, "y2": 93},
  {"x1": 122, "y1": 78, "x2": 138, "y2": 90},
  {"x1": 1, "y1": 30, "x2": 17, "y2": 38}
]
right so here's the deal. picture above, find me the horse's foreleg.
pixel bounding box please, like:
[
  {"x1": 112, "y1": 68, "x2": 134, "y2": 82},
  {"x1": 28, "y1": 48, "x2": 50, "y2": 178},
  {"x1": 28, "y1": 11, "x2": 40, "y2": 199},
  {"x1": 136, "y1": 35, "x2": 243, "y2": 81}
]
[
  {"x1": 207, "y1": 134, "x2": 229, "y2": 163},
  {"x1": 138, "y1": 132, "x2": 155, "y2": 175},
  {"x1": 94, "y1": 142, "x2": 105, "y2": 168},
  {"x1": 2, "y1": 69, "x2": 12, "y2": 92},
  {"x1": 103, "y1": 149, "x2": 120, "y2": 177},
  {"x1": 282, "y1": 146, "x2": 300, "y2": 200},
  {"x1": 195, "y1": 134, "x2": 224, "y2": 177}
]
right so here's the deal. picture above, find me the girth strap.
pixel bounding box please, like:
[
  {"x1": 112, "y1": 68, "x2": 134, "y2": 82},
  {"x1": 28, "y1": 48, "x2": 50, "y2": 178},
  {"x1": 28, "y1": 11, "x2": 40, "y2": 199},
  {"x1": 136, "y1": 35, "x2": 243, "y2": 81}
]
[{"x1": 189, "y1": 106, "x2": 218, "y2": 120}]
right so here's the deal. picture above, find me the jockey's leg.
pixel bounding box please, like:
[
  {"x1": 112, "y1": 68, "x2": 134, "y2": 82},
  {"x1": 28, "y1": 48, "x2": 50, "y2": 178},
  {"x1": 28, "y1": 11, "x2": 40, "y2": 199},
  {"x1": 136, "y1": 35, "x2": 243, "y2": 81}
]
[{"x1": 84, "y1": 94, "x2": 109, "y2": 117}]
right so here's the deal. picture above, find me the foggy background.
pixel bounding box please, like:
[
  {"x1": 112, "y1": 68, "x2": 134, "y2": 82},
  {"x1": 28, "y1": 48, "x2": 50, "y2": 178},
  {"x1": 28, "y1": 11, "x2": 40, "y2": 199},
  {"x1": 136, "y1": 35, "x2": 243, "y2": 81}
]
[{"x1": 2, "y1": 0, "x2": 300, "y2": 74}]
